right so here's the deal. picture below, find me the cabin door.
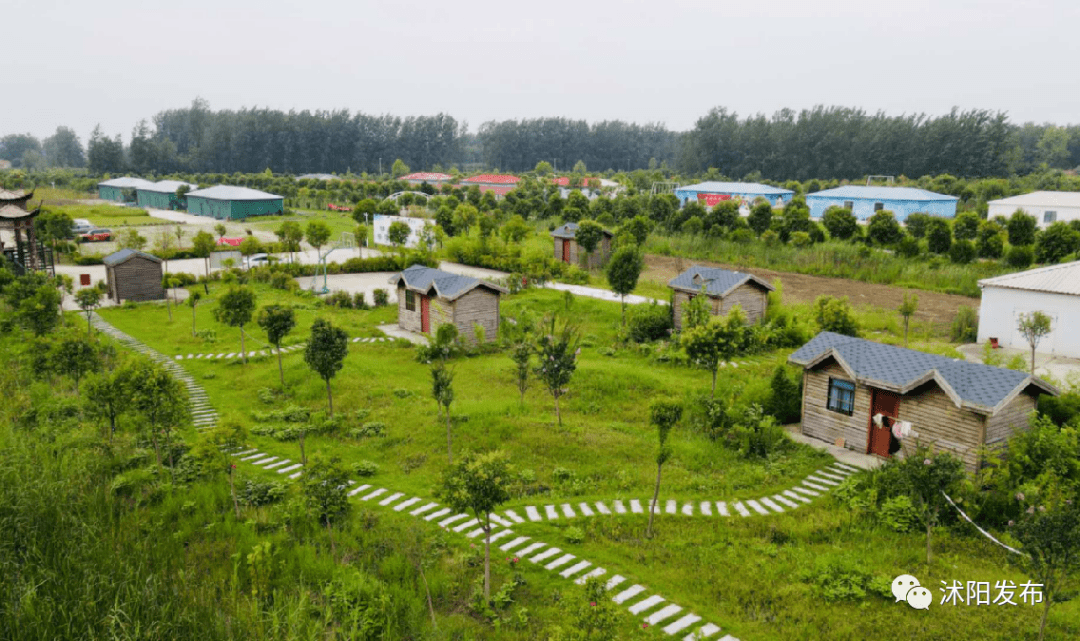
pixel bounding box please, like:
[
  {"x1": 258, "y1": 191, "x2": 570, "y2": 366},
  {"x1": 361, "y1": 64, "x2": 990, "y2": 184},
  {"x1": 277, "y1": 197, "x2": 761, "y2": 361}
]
[
  {"x1": 562, "y1": 239, "x2": 571, "y2": 263},
  {"x1": 867, "y1": 389, "x2": 900, "y2": 457},
  {"x1": 420, "y1": 295, "x2": 430, "y2": 333}
]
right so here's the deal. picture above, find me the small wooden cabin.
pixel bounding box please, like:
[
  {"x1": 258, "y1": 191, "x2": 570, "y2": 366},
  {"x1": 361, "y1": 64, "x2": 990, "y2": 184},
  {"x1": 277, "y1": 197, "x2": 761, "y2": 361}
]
[
  {"x1": 388, "y1": 265, "x2": 508, "y2": 345},
  {"x1": 788, "y1": 332, "x2": 1058, "y2": 471},
  {"x1": 551, "y1": 223, "x2": 613, "y2": 270},
  {"x1": 103, "y1": 249, "x2": 164, "y2": 303},
  {"x1": 668, "y1": 266, "x2": 774, "y2": 330}
]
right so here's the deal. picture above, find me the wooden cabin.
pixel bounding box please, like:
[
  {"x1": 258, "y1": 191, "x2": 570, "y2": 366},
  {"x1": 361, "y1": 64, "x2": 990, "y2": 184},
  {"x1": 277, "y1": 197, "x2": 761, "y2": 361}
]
[
  {"x1": 388, "y1": 265, "x2": 507, "y2": 345},
  {"x1": 551, "y1": 222, "x2": 613, "y2": 270},
  {"x1": 788, "y1": 332, "x2": 1058, "y2": 471},
  {"x1": 668, "y1": 266, "x2": 773, "y2": 330},
  {"x1": 103, "y1": 249, "x2": 164, "y2": 303}
]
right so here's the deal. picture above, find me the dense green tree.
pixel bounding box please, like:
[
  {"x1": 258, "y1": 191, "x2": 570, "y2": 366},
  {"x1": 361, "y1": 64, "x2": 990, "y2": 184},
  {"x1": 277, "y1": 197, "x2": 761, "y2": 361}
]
[
  {"x1": 892, "y1": 446, "x2": 965, "y2": 566},
  {"x1": 573, "y1": 220, "x2": 605, "y2": 258},
  {"x1": 0, "y1": 133, "x2": 42, "y2": 167},
  {"x1": 867, "y1": 210, "x2": 903, "y2": 245},
  {"x1": 42, "y1": 126, "x2": 85, "y2": 167},
  {"x1": 1008, "y1": 209, "x2": 1038, "y2": 246},
  {"x1": 52, "y1": 336, "x2": 101, "y2": 394},
  {"x1": 84, "y1": 364, "x2": 135, "y2": 440},
  {"x1": 822, "y1": 206, "x2": 858, "y2": 240},
  {"x1": 258, "y1": 305, "x2": 296, "y2": 389},
  {"x1": 620, "y1": 215, "x2": 653, "y2": 246},
  {"x1": 390, "y1": 158, "x2": 409, "y2": 178},
  {"x1": 301, "y1": 457, "x2": 351, "y2": 556},
  {"x1": 975, "y1": 220, "x2": 1006, "y2": 259},
  {"x1": 213, "y1": 287, "x2": 257, "y2": 364},
  {"x1": 1035, "y1": 222, "x2": 1079, "y2": 264},
  {"x1": 813, "y1": 295, "x2": 859, "y2": 336},
  {"x1": 304, "y1": 318, "x2": 348, "y2": 416},
  {"x1": 387, "y1": 220, "x2": 411, "y2": 251},
  {"x1": 926, "y1": 218, "x2": 953, "y2": 254},
  {"x1": 681, "y1": 308, "x2": 746, "y2": 397},
  {"x1": 275, "y1": 221, "x2": 303, "y2": 263},
  {"x1": 905, "y1": 212, "x2": 932, "y2": 239},
  {"x1": 952, "y1": 211, "x2": 981, "y2": 241},
  {"x1": 128, "y1": 360, "x2": 189, "y2": 474},
  {"x1": 35, "y1": 209, "x2": 74, "y2": 255},
  {"x1": 1010, "y1": 496, "x2": 1080, "y2": 641},
  {"x1": 305, "y1": 220, "x2": 332, "y2": 256},
  {"x1": 74, "y1": 288, "x2": 101, "y2": 335},
  {"x1": 606, "y1": 246, "x2": 643, "y2": 325}
]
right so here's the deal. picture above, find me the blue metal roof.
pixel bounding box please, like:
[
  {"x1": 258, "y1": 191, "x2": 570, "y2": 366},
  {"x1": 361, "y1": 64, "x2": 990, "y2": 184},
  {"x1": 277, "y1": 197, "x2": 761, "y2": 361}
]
[
  {"x1": 789, "y1": 332, "x2": 1055, "y2": 413},
  {"x1": 389, "y1": 264, "x2": 507, "y2": 301},
  {"x1": 806, "y1": 185, "x2": 957, "y2": 201},
  {"x1": 668, "y1": 265, "x2": 773, "y2": 297},
  {"x1": 676, "y1": 182, "x2": 793, "y2": 195}
]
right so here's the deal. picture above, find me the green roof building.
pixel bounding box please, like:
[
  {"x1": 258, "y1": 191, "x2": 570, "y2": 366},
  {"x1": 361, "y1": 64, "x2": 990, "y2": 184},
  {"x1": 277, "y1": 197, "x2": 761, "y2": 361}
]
[
  {"x1": 97, "y1": 177, "x2": 154, "y2": 203},
  {"x1": 185, "y1": 185, "x2": 284, "y2": 220},
  {"x1": 135, "y1": 180, "x2": 198, "y2": 210}
]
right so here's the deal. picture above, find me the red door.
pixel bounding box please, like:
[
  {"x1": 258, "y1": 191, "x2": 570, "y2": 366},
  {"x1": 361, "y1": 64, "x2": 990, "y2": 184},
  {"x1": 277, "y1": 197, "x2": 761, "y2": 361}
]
[
  {"x1": 420, "y1": 295, "x2": 430, "y2": 333},
  {"x1": 868, "y1": 389, "x2": 900, "y2": 457},
  {"x1": 562, "y1": 239, "x2": 571, "y2": 263}
]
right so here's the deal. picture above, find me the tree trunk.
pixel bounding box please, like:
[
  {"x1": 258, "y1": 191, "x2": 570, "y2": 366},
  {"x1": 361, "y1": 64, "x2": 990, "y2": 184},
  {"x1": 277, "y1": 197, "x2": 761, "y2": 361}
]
[
  {"x1": 484, "y1": 522, "x2": 491, "y2": 601},
  {"x1": 205, "y1": 256, "x2": 210, "y2": 279},
  {"x1": 1038, "y1": 590, "x2": 1052, "y2": 641},
  {"x1": 554, "y1": 392, "x2": 562, "y2": 427},
  {"x1": 228, "y1": 468, "x2": 241, "y2": 519},
  {"x1": 445, "y1": 406, "x2": 453, "y2": 465},
  {"x1": 299, "y1": 431, "x2": 307, "y2": 465},
  {"x1": 1031, "y1": 345, "x2": 1037, "y2": 377},
  {"x1": 926, "y1": 521, "x2": 932, "y2": 567},
  {"x1": 325, "y1": 378, "x2": 334, "y2": 417},
  {"x1": 87, "y1": 313, "x2": 93, "y2": 336},
  {"x1": 150, "y1": 432, "x2": 162, "y2": 471},
  {"x1": 277, "y1": 346, "x2": 285, "y2": 388},
  {"x1": 648, "y1": 462, "x2": 663, "y2": 538},
  {"x1": 240, "y1": 326, "x2": 247, "y2": 364},
  {"x1": 419, "y1": 563, "x2": 437, "y2": 630},
  {"x1": 621, "y1": 296, "x2": 626, "y2": 326},
  {"x1": 166, "y1": 293, "x2": 172, "y2": 321},
  {"x1": 903, "y1": 317, "x2": 910, "y2": 348},
  {"x1": 192, "y1": 306, "x2": 197, "y2": 336},
  {"x1": 711, "y1": 367, "x2": 718, "y2": 399}
]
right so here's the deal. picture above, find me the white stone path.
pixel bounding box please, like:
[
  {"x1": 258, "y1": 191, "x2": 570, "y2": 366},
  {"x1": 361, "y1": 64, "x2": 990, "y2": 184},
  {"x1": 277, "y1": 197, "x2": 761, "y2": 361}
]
[{"x1": 171, "y1": 337, "x2": 394, "y2": 362}]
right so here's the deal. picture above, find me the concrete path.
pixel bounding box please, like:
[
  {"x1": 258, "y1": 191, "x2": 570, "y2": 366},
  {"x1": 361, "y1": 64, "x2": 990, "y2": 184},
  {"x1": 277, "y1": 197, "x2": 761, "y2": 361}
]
[
  {"x1": 958, "y1": 343, "x2": 1080, "y2": 386},
  {"x1": 784, "y1": 429, "x2": 883, "y2": 470},
  {"x1": 543, "y1": 282, "x2": 665, "y2": 306},
  {"x1": 169, "y1": 336, "x2": 396, "y2": 361}
]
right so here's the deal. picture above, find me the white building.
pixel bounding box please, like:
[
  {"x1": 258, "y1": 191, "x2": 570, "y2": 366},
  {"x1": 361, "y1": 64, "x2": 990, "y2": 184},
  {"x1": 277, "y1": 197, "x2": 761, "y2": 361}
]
[
  {"x1": 987, "y1": 191, "x2": 1080, "y2": 229},
  {"x1": 977, "y1": 260, "x2": 1080, "y2": 358},
  {"x1": 373, "y1": 214, "x2": 435, "y2": 249}
]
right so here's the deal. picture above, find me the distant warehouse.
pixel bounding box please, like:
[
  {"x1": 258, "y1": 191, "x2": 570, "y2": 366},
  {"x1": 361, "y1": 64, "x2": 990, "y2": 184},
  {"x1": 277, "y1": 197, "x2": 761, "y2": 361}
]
[
  {"x1": 986, "y1": 191, "x2": 1080, "y2": 228},
  {"x1": 806, "y1": 186, "x2": 957, "y2": 221},
  {"x1": 97, "y1": 177, "x2": 154, "y2": 203},
  {"x1": 135, "y1": 180, "x2": 198, "y2": 211},
  {"x1": 185, "y1": 185, "x2": 284, "y2": 220},
  {"x1": 674, "y1": 182, "x2": 794, "y2": 208}
]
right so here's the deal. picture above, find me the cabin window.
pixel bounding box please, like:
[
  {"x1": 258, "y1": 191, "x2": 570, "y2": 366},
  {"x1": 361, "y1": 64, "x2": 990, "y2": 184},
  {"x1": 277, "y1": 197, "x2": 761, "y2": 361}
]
[
  {"x1": 827, "y1": 378, "x2": 856, "y2": 415},
  {"x1": 1044, "y1": 211, "x2": 1057, "y2": 223},
  {"x1": 405, "y1": 290, "x2": 415, "y2": 311},
  {"x1": 873, "y1": 202, "x2": 884, "y2": 212},
  {"x1": 843, "y1": 201, "x2": 854, "y2": 210}
]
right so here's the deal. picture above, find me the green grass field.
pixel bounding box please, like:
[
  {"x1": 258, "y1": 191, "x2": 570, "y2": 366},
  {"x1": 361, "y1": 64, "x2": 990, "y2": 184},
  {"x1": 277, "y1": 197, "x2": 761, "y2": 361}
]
[{"x1": 90, "y1": 281, "x2": 1080, "y2": 640}]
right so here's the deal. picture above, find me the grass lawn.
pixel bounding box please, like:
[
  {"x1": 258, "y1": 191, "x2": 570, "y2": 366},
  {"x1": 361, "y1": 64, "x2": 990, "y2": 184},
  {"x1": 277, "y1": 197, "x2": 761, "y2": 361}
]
[
  {"x1": 96, "y1": 282, "x2": 1080, "y2": 640},
  {"x1": 44, "y1": 201, "x2": 158, "y2": 227}
]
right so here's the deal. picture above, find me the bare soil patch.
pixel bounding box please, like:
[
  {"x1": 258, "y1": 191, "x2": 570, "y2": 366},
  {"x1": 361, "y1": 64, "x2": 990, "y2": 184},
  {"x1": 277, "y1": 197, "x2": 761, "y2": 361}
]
[{"x1": 643, "y1": 254, "x2": 978, "y2": 331}]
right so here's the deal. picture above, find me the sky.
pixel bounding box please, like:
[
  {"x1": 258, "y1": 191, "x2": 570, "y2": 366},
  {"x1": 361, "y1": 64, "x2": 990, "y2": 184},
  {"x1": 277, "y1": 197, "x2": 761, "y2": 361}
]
[{"x1": 5, "y1": 0, "x2": 1079, "y2": 144}]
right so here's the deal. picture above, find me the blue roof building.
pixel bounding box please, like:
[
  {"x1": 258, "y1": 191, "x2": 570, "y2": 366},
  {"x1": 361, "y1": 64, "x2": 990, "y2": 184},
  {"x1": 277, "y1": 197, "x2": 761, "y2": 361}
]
[
  {"x1": 805, "y1": 186, "x2": 958, "y2": 221},
  {"x1": 673, "y1": 182, "x2": 794, "y2": 208}
]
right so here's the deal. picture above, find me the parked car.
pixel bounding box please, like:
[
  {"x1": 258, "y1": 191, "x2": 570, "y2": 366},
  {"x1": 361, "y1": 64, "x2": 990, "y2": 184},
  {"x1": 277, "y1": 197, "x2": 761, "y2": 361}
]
[
  {"x1": 244, "y1": 253, "x2": 269, "y2": 269},
  {"x1": 71, "y1": 219, "x2": 94, "y2": 235},
  {"x1": 79, "y1": 228, "x2": 112, "y2": 242}
]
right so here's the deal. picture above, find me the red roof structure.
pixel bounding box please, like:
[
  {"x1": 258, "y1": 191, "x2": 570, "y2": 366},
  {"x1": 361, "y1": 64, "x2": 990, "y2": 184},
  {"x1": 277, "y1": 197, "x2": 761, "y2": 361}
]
[
  {"x1": 400, "y1": 172, "x2": 453, "y2": 181},
  {"x1": 550, "y1": 176, "x2": 599, "y2": 187},
  {"x1": 461, "y1": 174, "x2": 520, "y2": 185}
]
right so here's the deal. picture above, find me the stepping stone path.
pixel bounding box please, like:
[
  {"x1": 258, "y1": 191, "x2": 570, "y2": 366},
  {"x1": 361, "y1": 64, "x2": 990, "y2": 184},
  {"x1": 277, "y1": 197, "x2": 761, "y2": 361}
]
[
  {"x1": 171, "y1": 337, "x2": 394, "y2": 362},
  {"x1": 91, "y1": 313, "x2": 219, "y2": 432}
]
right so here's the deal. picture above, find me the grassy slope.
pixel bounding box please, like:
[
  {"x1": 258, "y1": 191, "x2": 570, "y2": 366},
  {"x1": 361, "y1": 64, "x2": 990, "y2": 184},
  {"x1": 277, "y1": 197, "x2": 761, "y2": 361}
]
[{"x1": 98, "y1": 284, "x2": 1080, "y2": 640}]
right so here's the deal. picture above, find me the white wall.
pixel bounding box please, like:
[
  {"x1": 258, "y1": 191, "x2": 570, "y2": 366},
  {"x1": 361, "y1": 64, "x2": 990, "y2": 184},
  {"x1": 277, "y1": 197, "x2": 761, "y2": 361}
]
[
  {"x1": 977, "y1": 287, "x2": 1080, "y2": 358},
  {"x1": 373, "y1": 215, "x2": 434, "y2": 249},
  {"x1": 987, "y1": 203, "x2": 1080, "y2": 229}
]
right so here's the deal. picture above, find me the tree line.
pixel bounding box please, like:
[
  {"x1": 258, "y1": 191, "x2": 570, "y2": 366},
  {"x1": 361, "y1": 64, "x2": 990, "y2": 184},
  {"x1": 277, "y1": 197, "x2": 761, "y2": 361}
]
[{"x1": 3, "y1": 100, "x2": 1079, "y2": 180}]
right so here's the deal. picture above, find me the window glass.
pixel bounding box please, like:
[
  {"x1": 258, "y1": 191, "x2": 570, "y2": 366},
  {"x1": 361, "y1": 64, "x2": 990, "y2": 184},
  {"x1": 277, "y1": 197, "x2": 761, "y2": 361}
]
[
  {"x1": 1044, "y1": 211, "x2": 1057, "y2": 223},
  {"x1": 827, "y1": 378, "x2": 856, "y2": 415},
  {"x1": 843, "y1": 201, "x2": 854, "y2": 210},
  {"x1": 873, "y1": 202, "x2": 884, "y2": 212},
  {"x1": 405, "y1": 290, "x2": 415, "y2": 311}
]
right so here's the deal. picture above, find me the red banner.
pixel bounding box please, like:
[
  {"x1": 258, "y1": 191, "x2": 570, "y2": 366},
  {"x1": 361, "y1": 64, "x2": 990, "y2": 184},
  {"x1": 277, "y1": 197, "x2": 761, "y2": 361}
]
[{"x1": 697, "y1": 193, "x2": 733, "y2": 206}]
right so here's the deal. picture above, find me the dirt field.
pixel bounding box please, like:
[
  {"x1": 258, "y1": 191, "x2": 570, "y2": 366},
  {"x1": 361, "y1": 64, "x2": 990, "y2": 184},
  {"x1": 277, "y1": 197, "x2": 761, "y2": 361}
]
[{"x1": 642, "y1": 254, "x2": 979, "y2": 331}]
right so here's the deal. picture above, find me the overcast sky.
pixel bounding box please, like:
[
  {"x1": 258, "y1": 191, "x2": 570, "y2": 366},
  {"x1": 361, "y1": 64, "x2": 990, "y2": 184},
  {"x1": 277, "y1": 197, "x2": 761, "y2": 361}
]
[{"x1": 6, "y1": 0, "x2": 1079, "y2": 144}]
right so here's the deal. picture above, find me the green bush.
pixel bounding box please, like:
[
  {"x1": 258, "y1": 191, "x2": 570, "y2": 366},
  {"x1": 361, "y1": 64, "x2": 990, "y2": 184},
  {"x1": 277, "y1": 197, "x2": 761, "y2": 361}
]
[
  {"x1": 626, "y1": 302, "x2": 673, "y2": 343},
  {"x1": 895, "y1": 235, "x2": 921, "y2": 258},
  {"x1": 950, "y1": 305, "x2": 978, "y2": 343},
  {"x1": 372, "y1": 288, "x2": 389, "y2": 306},
  {"x1": 767, "y1": 366, "x2": 802, "y2": 424},
  {"x1": 349, "y1": 422, "x2": 386, "y2": 438},
  {"x1": 879, "y1": 494, "x2": 918, "y2": 532},
  {"x1": 324, "y1": 290, "x2": 353, "y2": 309},
  {"x1": 238, "y1": 479, "x2": 287, "y2": 507},
  {"x1": 790, "y1": 231, "x2": 813, "y2": 247},
  {"x1": 353, "y1": 460, "x2": 380, "y2": 477},
  {"x1": 813, "y1": 295, "x2": 859, "y2": 336},
  {"x1": 564, "y1": 527, "x2": 585, "y2": 544},
  {"x1": 1005, "y1": 244, "x2": 1034, "y2": 269},
  {"x1": 948, "y1": 239, "x2": 976, "y2": 264}
]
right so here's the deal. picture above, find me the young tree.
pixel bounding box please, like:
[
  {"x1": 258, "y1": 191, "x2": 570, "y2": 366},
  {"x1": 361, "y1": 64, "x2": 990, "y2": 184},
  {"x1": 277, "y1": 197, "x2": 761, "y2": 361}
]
[
  {"x1": 52, "y1": 336, "x2": 102, "y2": 394},
  {"x1": 867, "y1": 210, "x2": 903, "y2": 246},
  {"x1": 164, "y1": 277, "x2": 180, "y2": 321},
  {"x1": 15, "y1": 277, "x2": 62, "y2": 336},
  {"x1": 926, "y1": 218, "x2": 953, "y2": 255},
  {"x1": 276, "y1": 220, "x2": 303, "y2": 263},
  {"x1": 154, "y1": 229, "x2": 176, "y2": 274},
  {"x1": 898, "y1": 293, "x2": 919, "y2": 348},
  {"x1": 682, "y1": 289, "x2": 711, "y2": 330},
  {"x1": 192, "y1": 420, "x2": 248, "y2": 520},
  {"x1": 646, "y1": 401, "x2": 682, "y2": 538},
  {"x1": 306, "y1": 220, "x2": 331, "y2": 256},
  {"x1": 84, "y1": 363, "x2": 136, "y2": 441},
  {"x1": 213, "y1": 287, "x2": 257, "y2": 364},
  {"x1": 1007, "y1": 209, "x2": 1038, "y2": 247},
  {"x1": 681, "y1": 308, "x2": 746, "y2": 397},
  {"x1": 351, "y1": 199, "x2": 378, "y2": 225},
  {"x1": 1018, "y1": 311, "x2": 1052, "y2": 377},
  {"x1": 533, "y1": 316, "x2": 580, "y2": 427},
  {"x1": 606, "y1": 246, "x2": 643, "y2": 326},
  {"x1": 258, "y1": 304, "x2": 296, "y2": 389},
  {"x1": 1010, "y1": 496, "x2": 1080, "y2": 641},
  {"x1": 822, "y1": 206, "x2": 858, "y2": 240},
  {"x1": 387, "y1": 220, "x2": 411, "y2": 251},
  {"x1": 895, "y1": 447, "x2": 966, "y2": 568},
  {"x1": 191, "y1": 230, "x2": 216, "y2": 278},
  {"x1": 119, "y1": 228, "x2": 147, "y2": 251},
  {"x1": 813, "y1": 295, "x2": 859, "y2": 336},
  {"x1": 173, "y1": 225, "x2": 184, "y2": 250},
  {"x1": 390, "y1": 158, "x2": 410, "y2": 178},
  {"x1": 620, "y1": 215, "x2": 653, "y2": 247},
  {"x1": 431, "y1": 364, "x2": 455, "y2": 463},
  {"x1": 239, "y1": 236, "x2": 262, "y2": 265},
  {"x1": 304, "y1": 318, "x2": 348, "y2": 416},
  {"x1": 214, "y1": 223, "x2": 227, "y2": 242},
  {"x1": 34, "y1": 209, "x2": 74, "y2": 256},
  {"x1": 128, "y1": 361, "x2": 189, "y2": 475},
  {"x1": 437, "y1": 450, "x2": 512, "y2": 600},
  {"x1": 74, "y1": 287, "x2": 101, "y2": 336},
  {"x1": 301, "y1": 457, "x2": 351, "y2": 557},
  {"x1": 187, "y1": 290, "x2": 201, "y2": 336}
]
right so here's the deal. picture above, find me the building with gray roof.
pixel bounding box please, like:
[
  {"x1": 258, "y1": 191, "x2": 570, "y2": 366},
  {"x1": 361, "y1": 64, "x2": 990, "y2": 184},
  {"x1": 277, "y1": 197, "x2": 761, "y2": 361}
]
[
  {"x1": 97, "y1": 176, "x2": 154, "y2": 203},
  {"x1": 103, "y1": 249, "x2": 163, "y2": 303},
  {"x1": 551, "y1": 222, "x2": 613, "y2": 270},
  {"x1": 788, "y1": 331, "x2": 1056, "y2": 470},
  {"x1": 388, "y1": 265, "x2": 508, "y2": 344},
  {"x1": 185, "y1": 185, "x2": 284, "y2": 220},
  {"x1": 668, "y1": 265, "x2": 774, "y2": 330}
]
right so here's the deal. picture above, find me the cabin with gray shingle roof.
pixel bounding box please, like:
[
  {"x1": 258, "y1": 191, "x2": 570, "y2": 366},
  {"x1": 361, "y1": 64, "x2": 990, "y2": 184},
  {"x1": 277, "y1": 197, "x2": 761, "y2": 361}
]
[
  {"x1": 668, "y1": 266, "x2": 774, "y2": 330},
  {"x1": 103, "y1": 249, "x2": 164, "y2": 303},
  {"x1": 388, "y1": 265, "x2": 508, "y2": 345},
  {"x1": 788, "y1": 332, "x2": 1057, "y2": 471},
  {"x1": 551, "y1": 222, "x2": 613, "y2": 270}
]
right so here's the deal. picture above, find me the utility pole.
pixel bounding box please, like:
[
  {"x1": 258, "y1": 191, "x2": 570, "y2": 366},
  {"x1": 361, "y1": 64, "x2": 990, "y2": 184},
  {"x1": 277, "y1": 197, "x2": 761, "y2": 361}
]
[{"x1": 379, "y1": 158, "x2": 382, "y2": 177}]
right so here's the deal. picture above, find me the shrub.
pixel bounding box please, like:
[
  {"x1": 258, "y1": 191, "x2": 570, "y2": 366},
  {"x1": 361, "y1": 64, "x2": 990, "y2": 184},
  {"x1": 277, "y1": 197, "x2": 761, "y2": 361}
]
[
  {"x1": 813, "y1": 295, "x2": 859, "y2": 336},
  {"x1": 324, "y1": 290, "x2": 353, "y2": 309},
  {"x1": 767, "y1": 366, "x2": 802, "y2": 424},
  {"x1": 952, "y1": 211, "x2": 981, "y2": 241},
  {"x1": 1035, "y1": 222, "x2": 1080, "y2": 264},
  {"x1": 822, "y1": 206, "x2": 858, "y2": 240},
  {"x1": 950, "y1": 305, "x2": 978, "y2": 343},
  {"x1": 926, "y1": 218, "x2": 952, "y2": 254},
  {"x1": 269, "y1": 272, "x2": 296, "y2": 291},
  {"x1": 948, "y1": 239, "x2": 976, "y2": 264},
  {"x1": 728, "y1": 228, "x2": 755, "y2": 244},
  {"x1": 905, "y1": 212, "x2": 932, "y2": 239},
  {"x1": 760, "y1": 229, "x2": 780, "y2": 246},
  {"x1": 975, "y1": 222, "x2": 1005, "y2": 259},
  {"x1": 1007, "y1": 209, "x2": 1038, "y2": 246},
  {"x1": 353, "y1": 292, "x2": 369, "y2": 310},
  {"x1": 895, "y1": 235, "x2": 921, "y2": 258},
  {"x1": 565, "y1": 527, "x2": 585, "y2": 545},
  {"x1": 867, "y1": 210, "x2": 903, "y2": 246},
  {"x1": 238, "y1": 479, "x2": 288, "y2": 507},
  {"x1": 802, "y1": 559, "x2": 886, "y2": 602},
  {"x1": 551, "y1": 466, "x2": 576, "y2": 483},
  {"x1": 372, "y1": 288, "x2": 389, "y2": 306},
  {"x1": 1005, "y1": 244, "x2": 1034, "y2": 269},
  {"x1": 627, "y1": 302, "x2": 672, "y2": 343},
  {"x1": 790, "y1": 231, "x2": 813, "y2": 247},
  {"x1": 879, "y1": 494, "x2": 918, "y2": 532},
  {"x1": 350, "y1": 422, "x2": 386, "y2": 437},
  {"x1": 728, "y1": 404, "x2": 788, "y2": 459},
  {"x1": 353, "y1": 460, "x2": 380, "y2": 477}
]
